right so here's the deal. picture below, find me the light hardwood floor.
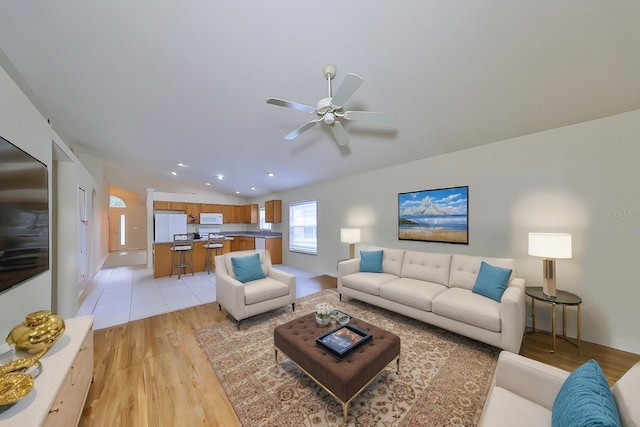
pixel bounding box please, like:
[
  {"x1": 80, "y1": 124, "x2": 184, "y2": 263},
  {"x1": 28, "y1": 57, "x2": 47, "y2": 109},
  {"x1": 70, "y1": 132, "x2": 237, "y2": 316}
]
[{"x1": 80, "y1": 277, "x2": 640, "y2": 425}]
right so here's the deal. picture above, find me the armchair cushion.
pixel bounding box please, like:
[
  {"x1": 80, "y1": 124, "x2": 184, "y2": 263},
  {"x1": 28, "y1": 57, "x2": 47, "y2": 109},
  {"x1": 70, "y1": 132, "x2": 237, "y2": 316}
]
[
  {"x1": 231, "y1": 253, "x2": 266, "y2": 283},
  {"x1": 360, "y1": 250, "x2": 383, "y2": 273},
  {"x1": 552, "y1": 359, "x2": 621, "y2": 427},
  {"x1": 472, "y1": 261, "x2": 512, "y2": 302}
]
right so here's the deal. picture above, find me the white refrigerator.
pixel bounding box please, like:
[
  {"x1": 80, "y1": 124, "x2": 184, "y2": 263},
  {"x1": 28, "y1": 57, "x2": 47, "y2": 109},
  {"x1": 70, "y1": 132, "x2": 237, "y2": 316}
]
[{"x1": 154, "y1": 213, "x2": 187, "y2": 242}]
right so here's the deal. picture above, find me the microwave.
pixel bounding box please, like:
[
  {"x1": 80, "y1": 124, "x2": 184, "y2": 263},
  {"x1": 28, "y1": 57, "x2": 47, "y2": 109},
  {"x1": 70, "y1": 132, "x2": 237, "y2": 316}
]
[{"x1": 200, "y1": 213, "x2": 223, "y2": 224}]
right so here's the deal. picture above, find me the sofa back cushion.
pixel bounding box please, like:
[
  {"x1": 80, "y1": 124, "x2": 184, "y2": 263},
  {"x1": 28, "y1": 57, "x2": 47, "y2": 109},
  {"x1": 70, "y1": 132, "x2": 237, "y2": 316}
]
[
  {"x1": 367, "y1": 246, "x2": 405, "y2": 277},
  {"x1": 224, "y1": 249, "x2": 270, "y2": 280},
  {"x1": 611, "y1": 361, "x2": 640, "y2": 427},
  {"x1": 449, "y1": 254, "x2": 515, "y2": 290},
  {"x1": 400, "y1": 251, "x2": 452, "y2": 286}
]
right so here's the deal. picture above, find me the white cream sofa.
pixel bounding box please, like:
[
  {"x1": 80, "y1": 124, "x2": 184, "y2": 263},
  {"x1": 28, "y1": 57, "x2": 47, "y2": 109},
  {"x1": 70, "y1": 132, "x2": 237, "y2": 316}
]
[
  {"x1": 479, "y1": 351, "x2": 640, "y2": 427},
  {"x1": 215, "y1": 249, "x2": 296, "y2": 327},
  {"x1": 337, "y1": 246, "x2": 526, "y2": 353}
]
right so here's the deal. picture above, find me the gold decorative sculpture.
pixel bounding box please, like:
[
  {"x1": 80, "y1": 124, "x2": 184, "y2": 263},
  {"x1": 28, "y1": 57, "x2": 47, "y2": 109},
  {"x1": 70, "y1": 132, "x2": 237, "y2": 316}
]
[
  {"x1": 0, "y1": 372, "x2": 34, "y2": 406},
  {"x1": 6, "y1": 310, "x2": 65, "y2": 354}
]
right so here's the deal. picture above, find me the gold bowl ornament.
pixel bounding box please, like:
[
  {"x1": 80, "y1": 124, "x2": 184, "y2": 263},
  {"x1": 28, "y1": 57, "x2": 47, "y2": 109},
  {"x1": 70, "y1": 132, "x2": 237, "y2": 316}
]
[{"x1": 6, "y1": 310, "x2": 65, "y2": 354}]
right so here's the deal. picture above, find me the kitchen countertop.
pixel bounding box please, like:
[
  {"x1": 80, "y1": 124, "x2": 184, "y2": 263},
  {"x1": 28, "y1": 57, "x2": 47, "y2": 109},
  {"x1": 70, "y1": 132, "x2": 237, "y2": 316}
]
[{"x1": 154, "y1": 231, "x2": 282, "y2": 244}]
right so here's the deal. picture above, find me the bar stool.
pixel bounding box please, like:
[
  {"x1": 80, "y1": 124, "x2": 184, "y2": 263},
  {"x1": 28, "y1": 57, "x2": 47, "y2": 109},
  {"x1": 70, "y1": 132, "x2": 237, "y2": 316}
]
[
  {"x1": 203, "y1": 233, "x2": 225, "y2": 274},
  {"x1": 170, "y1": 233, "x2": 194, "y2": 279}
]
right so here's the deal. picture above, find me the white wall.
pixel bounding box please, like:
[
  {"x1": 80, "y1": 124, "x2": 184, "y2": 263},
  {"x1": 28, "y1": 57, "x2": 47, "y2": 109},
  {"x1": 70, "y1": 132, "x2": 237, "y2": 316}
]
[
  {"x1": 0, "y1": 62, "x2": 53, "y2": 332},
  {"x1": 271, "y1": 109, "x2": 640, "y2": 354},
  {"x1": 0, "y1": 63, "x2": 104, "y2": 330}
]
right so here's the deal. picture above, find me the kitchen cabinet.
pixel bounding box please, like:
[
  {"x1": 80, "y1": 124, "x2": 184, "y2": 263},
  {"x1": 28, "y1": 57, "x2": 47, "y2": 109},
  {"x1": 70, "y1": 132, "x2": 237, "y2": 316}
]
[
  {"x1": 186, "y1": 203, "x2": 199, "y2": 224},
  {"x1": 154, "y1": 201, "x2": 259, "y2": 224},
  {"x1": 200, "y1": 203, "x2": 222, "y2": 214},
  {"x1": 230, "y1": 236, "x2": 255, "y2": 252},
  {"x1": 243, "y1": 204, "x2": 259, "y2": 224},
  {"x1": 153, "y1": 200, "x2": 169, "y2": 210},
  {"x1": 265, "y1": 199, "x2": 282, "y2": 223},
  {"x1": 153, "y1": 240, "x2": 231, "y2": 278},
  {"x1": 265, "y1": 238, "x2": 283, "y2": 264}
]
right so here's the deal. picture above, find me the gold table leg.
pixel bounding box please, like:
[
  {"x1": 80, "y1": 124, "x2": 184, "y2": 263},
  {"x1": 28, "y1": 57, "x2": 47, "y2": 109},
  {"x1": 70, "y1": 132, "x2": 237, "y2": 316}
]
[
  {"x1": 531, "y1": 298, "x2": 536, "y2": 332},
  {"x1": 551, "y1": 302, "x2": 556, "y2": 354}
]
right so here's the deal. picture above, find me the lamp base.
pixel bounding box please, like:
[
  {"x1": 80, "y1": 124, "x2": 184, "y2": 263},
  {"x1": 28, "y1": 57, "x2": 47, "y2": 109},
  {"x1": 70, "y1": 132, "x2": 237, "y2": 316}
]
[
  {"x1": 542, "y1": 258, "x2": 557, "y2": 297},
  {"x1": 349, "y1": 243, "x2": 355, "y2": 259}
]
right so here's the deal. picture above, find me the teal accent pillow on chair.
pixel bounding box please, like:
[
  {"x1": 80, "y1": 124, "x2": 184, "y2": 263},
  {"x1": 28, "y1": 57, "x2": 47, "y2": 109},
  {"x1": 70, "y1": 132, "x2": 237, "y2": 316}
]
[
  {"x1": 231, "y1": 253, "x2": 266, "y2": 283},
  {"x1": 471, "y1": 261, "x2": 512, "y2": 302},
  {"x1": 552, "y1": 359, "x2": 621, "y2": 427},
  {"x1": 359, "y1": 250, "x2": 383, "y2": 273}
]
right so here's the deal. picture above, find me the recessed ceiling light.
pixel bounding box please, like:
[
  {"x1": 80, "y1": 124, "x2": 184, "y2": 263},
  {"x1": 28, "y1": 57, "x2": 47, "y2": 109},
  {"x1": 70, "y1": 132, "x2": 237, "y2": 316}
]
[
  {"x1": 235, "y1": 191, "x2": 240, "y2": 194},
  {"x1": 267, "y1": 172, "x2": 275, "y2": 177},
  {"x1": 217, "y1": 175, "x2": 224, "y2": 180},
  {"x1": 251, "y1": 187, "x2": 256, "y2": 190},
  {"x1": 177, "y1": 162, "x2": 186, "y2": 167},
  {"x1": 171, "y1": 171, "x2": 177, "y2": 176},
  {"x1": 205, "y1": 182, "x2": 211, "y2": 186}
]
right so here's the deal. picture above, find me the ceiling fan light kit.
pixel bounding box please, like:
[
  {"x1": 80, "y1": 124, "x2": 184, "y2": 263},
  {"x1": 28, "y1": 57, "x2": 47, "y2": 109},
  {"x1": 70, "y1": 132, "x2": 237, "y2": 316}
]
[{"x1": 267, "y1": 64, "x2": 396, "y2": 147}]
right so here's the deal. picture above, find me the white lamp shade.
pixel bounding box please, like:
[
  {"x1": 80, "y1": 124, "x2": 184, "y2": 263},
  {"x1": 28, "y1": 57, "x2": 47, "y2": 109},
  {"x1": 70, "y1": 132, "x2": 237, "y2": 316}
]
[
  {"x1": 528, "y1": 232, "x2": 572, "y2": 259},
  {"x1": 340, "y1": 228, "x2": 361, "y2": 244}
]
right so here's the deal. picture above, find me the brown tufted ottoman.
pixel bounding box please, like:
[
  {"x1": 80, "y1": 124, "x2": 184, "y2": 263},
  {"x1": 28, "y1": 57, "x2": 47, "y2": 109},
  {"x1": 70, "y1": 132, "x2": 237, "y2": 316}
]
[{"x1": 274, "y1": 313, "x2": 401, "y2": 423}]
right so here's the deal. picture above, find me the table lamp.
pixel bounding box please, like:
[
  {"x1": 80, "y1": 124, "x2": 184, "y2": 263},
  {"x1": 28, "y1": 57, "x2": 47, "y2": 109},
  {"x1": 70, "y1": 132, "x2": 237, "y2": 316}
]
[
  {"x1": 528, "y1": 232, "x2": 572, "y2": 297},
  {"x1": 340, "y1": 228, "x2": 361, "y2": 259}
]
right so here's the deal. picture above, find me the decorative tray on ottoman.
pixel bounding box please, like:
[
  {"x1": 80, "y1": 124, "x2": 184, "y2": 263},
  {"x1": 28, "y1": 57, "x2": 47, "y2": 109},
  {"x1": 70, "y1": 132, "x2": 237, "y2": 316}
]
[{"x1": 316, "y1": 324, "x2": 372, "y2": 359}]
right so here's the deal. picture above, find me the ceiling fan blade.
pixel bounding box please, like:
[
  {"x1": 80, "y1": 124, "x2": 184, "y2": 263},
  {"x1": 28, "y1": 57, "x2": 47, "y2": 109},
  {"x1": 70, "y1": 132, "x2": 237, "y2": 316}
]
[
  {"x1": 330, "y1": 121, "x2": 350, "y2": 146},
  {"x1": 266, "y1": 98, "x2": 316, "y2": 113},
  {"x1": 343, "y1": 110, "x2": 397, "y2": 123},
  {"x1": 330, "y1": 73, "x2": 364, "y2": 108},
  {"x1": 284, "y1": 120, "x2": 320, "y2": 140}
]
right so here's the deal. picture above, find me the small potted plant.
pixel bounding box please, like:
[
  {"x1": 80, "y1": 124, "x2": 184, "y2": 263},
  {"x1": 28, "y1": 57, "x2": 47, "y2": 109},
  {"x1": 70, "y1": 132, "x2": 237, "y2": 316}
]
[{"x1": 315, "y1": 303, "x2": 332, "y2": 327}]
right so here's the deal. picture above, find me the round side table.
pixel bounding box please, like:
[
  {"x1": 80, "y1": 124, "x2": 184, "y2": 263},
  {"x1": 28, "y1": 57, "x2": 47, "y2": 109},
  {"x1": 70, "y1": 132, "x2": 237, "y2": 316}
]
[{"x1": 525, "y1": 286, "x2": 582, "y2": 354}]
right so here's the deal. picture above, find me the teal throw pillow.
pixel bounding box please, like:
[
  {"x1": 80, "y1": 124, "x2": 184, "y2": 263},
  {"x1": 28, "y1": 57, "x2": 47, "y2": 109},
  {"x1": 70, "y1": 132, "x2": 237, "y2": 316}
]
[
  {"x1": 231, "y1": 253, "x2": 266, "y2": 283},
  {"x1": 360, "y1": 250, "x2": 383, "y2": 273},
  {"x1": 471, "y1": 261, "x2": 512, "y2": 302},
  {"x1": 552, "y1": 359, "x2": 621, "y2": 427}
]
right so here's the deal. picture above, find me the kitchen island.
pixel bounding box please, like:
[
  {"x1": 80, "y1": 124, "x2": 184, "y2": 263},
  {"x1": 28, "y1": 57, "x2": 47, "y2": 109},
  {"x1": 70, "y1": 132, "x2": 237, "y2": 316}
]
[{"x1": 153, "y1": 232, "x2": 282, "y2": 278}]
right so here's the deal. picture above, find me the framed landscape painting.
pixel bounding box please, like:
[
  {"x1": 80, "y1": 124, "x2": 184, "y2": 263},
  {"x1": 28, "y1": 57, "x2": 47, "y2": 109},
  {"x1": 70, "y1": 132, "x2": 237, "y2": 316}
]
[{"x1": 398, "y1": 186, "x2": 468, "y2": 244}]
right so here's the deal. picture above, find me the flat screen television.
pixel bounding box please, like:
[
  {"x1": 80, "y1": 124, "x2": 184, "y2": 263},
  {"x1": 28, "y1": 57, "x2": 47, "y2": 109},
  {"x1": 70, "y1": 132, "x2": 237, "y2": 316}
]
[{"x1": 0, "y1": 136, "x2": 49, "y2": 294}]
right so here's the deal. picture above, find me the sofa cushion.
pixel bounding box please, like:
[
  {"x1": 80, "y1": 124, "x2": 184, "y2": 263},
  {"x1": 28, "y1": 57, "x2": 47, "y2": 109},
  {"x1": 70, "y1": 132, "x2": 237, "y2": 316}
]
[
  {"x1": 400, "y1": 251, "x2": 452, "y2": 286},
  {"x1": 480, "y1": 386, "x2": 552, "y2": 427},
  {"x1": 379, "y1": 277, "x2": 448, "y2": 311},
  {"x1": 341, "y1": 272, "x2": 399, "y2": 296},
  {"x1": 244, "y1": 277, "x2": 290, "y2": 305},
  {"x1": 360, "y1": 250, "x2": 383, "y2": 273},
  {"x1": 611, "y1": 361, "x2": 640, "y2": 427},
  {"x1": 472, "y1": 261, "x2": 513, "y2": 302},
  {"x1": 432, "y1": 287, "x2": 501, "y2": 332},
  {"x1": 552, "y1": 359, "x2": 621, "y2": 427},
  {"x1": 231, "y1": 253, "x2": 266, "y2": 283},
  {"x1": 449, "y1": 254, "x2": 515, "y2": 290},
  {"x1": 367, "y1": 246, "x2": 405, "y2": 276}
]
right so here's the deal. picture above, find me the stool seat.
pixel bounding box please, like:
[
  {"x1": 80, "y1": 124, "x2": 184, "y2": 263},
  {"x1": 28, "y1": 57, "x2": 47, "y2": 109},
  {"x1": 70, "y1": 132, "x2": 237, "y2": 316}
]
[
  {"x1": 203, "y1": 233, "x2": 225, "y2": 274},
  {"x1": 170, "y1": 233, "x2": 194, "y2": 279}
]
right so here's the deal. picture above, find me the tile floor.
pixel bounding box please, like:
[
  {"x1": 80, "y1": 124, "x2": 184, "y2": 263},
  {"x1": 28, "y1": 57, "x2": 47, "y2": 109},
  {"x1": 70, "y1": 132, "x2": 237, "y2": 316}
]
[{"x1": 77, "y1": 250, "x2": 319, "y2": 330}]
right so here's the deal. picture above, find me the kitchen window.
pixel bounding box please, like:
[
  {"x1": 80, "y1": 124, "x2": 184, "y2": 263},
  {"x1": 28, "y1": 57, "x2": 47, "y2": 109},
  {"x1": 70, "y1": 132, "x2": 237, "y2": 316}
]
[{"x1": 289, "y1": 200, "x2": 317, "y2": 255}]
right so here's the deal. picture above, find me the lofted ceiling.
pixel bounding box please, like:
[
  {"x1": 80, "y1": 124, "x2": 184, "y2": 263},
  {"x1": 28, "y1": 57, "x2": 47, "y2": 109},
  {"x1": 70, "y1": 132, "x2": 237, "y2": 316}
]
[{"x1": 1, "y1": 1, "x2": 639, "y2": 198}]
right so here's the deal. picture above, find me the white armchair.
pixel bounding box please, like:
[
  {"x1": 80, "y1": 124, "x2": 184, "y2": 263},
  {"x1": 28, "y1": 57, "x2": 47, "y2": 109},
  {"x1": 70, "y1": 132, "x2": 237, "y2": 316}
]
[{"x1": 215, "y1": 249, "x2": 296, "y2": 327}]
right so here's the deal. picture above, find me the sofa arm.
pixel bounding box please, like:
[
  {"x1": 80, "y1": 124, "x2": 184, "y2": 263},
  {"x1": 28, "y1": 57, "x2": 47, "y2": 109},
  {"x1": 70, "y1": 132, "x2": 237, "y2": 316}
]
[
  {"x1": 215, "y1": 268, "x2": 247, "y2": 319},
  {"x1": 337, "y1": 258, "x2": 361, "y2": 293},
  {"x1": 494, "y1": 351, "x2": 569, "y2": 410},
  {"x1": 268, "y1": 268, "x2": 297, "y2": 298},
  {"x1": 500, "y1": 277, "x2": 526, "y2": 353}
]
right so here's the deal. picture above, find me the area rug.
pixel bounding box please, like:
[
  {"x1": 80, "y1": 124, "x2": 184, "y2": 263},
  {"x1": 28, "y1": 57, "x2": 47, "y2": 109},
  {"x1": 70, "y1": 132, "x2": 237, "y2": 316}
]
[{"x1": 196, "y1": 289, "x2": 499, "y2": 426}]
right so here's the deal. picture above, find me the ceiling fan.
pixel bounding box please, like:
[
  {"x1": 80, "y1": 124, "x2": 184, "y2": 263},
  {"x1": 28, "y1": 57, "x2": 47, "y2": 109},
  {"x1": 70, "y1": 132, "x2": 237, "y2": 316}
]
[{"x1": 266, "y1": 64, "x2": 396, "y2": 147}]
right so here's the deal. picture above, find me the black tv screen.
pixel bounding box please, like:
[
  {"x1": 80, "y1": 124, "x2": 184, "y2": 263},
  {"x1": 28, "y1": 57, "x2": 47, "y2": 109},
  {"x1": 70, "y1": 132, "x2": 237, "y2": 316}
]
[{"x1": 0, "y1": 136, "x2": 49, "y2": 294}]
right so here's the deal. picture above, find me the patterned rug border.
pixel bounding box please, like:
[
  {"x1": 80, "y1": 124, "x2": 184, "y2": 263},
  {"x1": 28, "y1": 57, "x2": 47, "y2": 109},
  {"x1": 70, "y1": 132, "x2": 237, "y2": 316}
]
[{"x1": 196, "y1": 289, "x2": 498, "y2": 427}]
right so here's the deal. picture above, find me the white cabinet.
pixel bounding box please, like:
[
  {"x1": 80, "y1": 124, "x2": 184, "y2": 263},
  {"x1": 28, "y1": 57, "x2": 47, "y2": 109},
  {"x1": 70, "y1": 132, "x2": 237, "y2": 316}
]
[{"x1": 0, "y1": 316, "x2": 94, "y2": 427}]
